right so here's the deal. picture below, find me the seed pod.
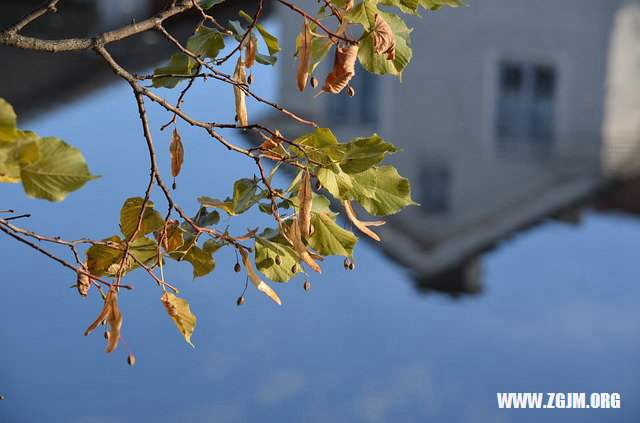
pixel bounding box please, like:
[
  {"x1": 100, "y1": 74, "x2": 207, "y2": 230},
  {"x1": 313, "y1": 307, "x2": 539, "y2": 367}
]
[
  {"x1": 304, "y1": 281, "x2": 310, "y2": 291},
  {"x1": 104, "y1": 330, "x2": 110, "y2": 339},
  {"x1": 0, "y1": 395, "x2": 4, "y2": 400},
  {"x1": 310, "y1": 75, "x2": 318, "y2": 89},
  {"x1": 275, "y1": 255, "x2": 282, "y2": 265},
  {"x1": 349, "y1": 261, "x2": 355, "y2": 270},
  {"x1": 348, "y1": 85, "x2": 355, "y2": 97},
  {"x1": 234, "y1": 262, "x2": 241, "y2": 273},
  {"x1": 247, "y1": 74, "x2": 254, "y2": 85},
  {"x1": 344, "y1": 258, "x2": 351, "y2": 269},
  {"x1": 233, "y1": 57, "x2": 248, "y2": 126},
  {"x1": 127, "y1": 355, "x2": 136, "y2": 366},
  {"x1": 245, "y1": 35, "x2": 257, "y2": 68},
  {"x1": 236, "y1": 296, "x2": 244, "y2": 306},
  {"x1": 172, "y1": 181, "x2": 177, "y2": 190},
  {"x1": 291, "y1": 263, "x2": 298, "y2": 274}
]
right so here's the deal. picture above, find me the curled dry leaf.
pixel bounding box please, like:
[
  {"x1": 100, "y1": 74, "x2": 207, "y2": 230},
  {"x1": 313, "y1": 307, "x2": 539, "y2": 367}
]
[
  {"x1": 322, "y1": 45, "x2": 359, "y2": 94},
  {"x1": 76, "y1": 265, "x2": 90, "y2": 298},
  {"x1": 233, "y1": 57, "x2": 248, "y2": 126},
  {"x1": 260, "y1": 129, "x2": 282, "y2": 153},
  {"x1": 297, "y1": 170, "x2": 313, "y2": 238},
  {"x1": 245, "y1": 34, "x2": 257, "y2": 68},
  {"x1": 344, "y1": 200, "x2": 386, "y2": 242},
  {"x1": 297, "y1": 19, "x2": 312, "y2": 91},
  {"x1": 161, "y1": 291, "x2": 197, "y2": 347},
  {"x1": 84, "y1": 289, "x2": 122, "y2": 353},
  {"x1": 373, "y1": 14, "x2": 395, "y2": 61},
  {"x1": 169, "y1": 128, "x2": 184, "y2": 178},
  {"x1": 240, "y1": 248, "x2": 282, "y2": 305},
  {"x1": 285, "y1": 218, "x2": 322, "y2": 274}
]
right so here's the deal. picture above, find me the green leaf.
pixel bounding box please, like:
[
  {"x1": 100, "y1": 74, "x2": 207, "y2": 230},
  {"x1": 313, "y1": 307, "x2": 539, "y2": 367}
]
[
  {"x1": 419, "y1": 0, "x2": 467, "y2": 10},
  {"x1": 351, "y1": 4, "x2": 413, "y2": 78},
  {"x1": 161, "y1": 291, "x2": 196, "y2": 347},
  {"x1": 86, "y1": 235, "x2": 125, "y2": 277},
  {"x1": 0, "y1": 98, "x2": 17, "y2": 142},
  {"x1": 351, "y1": 166, "x2": 418, "y2": 215},
  {"x1": 198, "y1": 196, "x2": 236, "y2": 216},
  {"x1": 307, "y1": 213, "x2": 358, "y2": 258},
  {"x1": 254, "y1": 236, "x2": 300, "y2": 282},
  {"x1": 340, "y1": 134, "x2": 401, "y2": 173},
  {"x1": 380, "y1": 0, "x2": 421, "y2": 15},
  {"x1": 317, "y1": 164, "x2": 354, "y2": 200},
  {"x1": 228, "y1": 20, "x2": 245, "y2": 41},
  {"x1": 19, "y1": 137, "x2": 98, "y2": 202},
  {"x1": 232, "y1": 177, "x2": 264, "y2": 214},
  {"x1": 292, "y1": 128, "x2": 345, "y2": 165},
  {"x1": 239, "y1": 10, "x2": 281, "y2": 56},
  {"x1": 202, "y1": 238, "x2": 227, "y2": 254},
  {"x1": 119, "y1": 197, "x2": 165, "y2": 240},
  {"x1": 186, "y1": 26, "x2": 225, "y2": 69},
  {"x1": 198, "y1": 0, "x2": 225, "y2": 9},
  {"x1": 152, "y1": 54, "x2": 197, "y2": 89},
  {"x1": 86, "y1": 235, "x2": 159, "y2": 277},
  {"x1": 170, "y1": 245, "x2": 215, "y2": 278},
  {"x1": 311, "y1": 193, "x2": 338, "y2": 218}
]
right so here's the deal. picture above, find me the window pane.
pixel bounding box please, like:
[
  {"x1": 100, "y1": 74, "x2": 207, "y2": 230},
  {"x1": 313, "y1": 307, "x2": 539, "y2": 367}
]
[{"x1": 420, "y1": 162, "x2": 451, "y2": 213}]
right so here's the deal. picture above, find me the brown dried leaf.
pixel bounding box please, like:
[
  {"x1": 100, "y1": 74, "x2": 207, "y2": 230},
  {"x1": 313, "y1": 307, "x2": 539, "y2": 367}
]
[
  {"x1": 233, "y1": 57, "x2": 248, "y2": 126},
  {"x1": 344, "y1": 200, "x2": 385, "y2": 242},
  {"x1": 245, "y1": 34, "x2": 257, "y2": 68},
  {"x1": 84, "y1": 291, "x2": 112, "y2": 337},
  {"x1": 322, "y1": 45, "x2": 359, "y2": 94},
  {"x1": 105, "y1": 290, "x2": 122, "y2": 353},
  {"x1": 169, "y1": 129, "x2": 184, "y2": 178},
  {"x1": 373, "y1": 14, "x2": 395, "y2": 61},
  {"x1": 76, "y1": 265, "x2": 90, "y2": 298},
  {"x1": 297, "y1": 170, "x2": 313, "y2": 238},
  {"x1": 84, "y1": 289, "x2": 122, "y2": 353},
  {"x1": 286, "y1": 218, "x2": 322, "y2": 273},
  {"x1": 239, "y1": 249, "x2": 282, "y2": 305},
  {"x1": 297, "y1": 19, "x2": 312, "y2": 91}
]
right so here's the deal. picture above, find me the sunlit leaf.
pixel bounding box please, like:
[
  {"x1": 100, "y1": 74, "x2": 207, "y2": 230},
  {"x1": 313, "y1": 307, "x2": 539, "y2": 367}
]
[
  {"x1": 255, "y1": 235, "x2": 300, "y2": 282},
  {"x1": 340, "y1": 134, "x2": 400, "y2": 174},
  {"x1": 20, "y1": 137, "x2": 98, "y2": 202},
  {"x1": 170, "y1": 245, "x2": 215, "y2": 278},
  {"x1": 161, "y1": 291, "x2": 196, "y2": 347},
  {"x1": 152, "y1": 54, "x2": 197, "y2": 89},
  {"x1": 120, "y1": 197, "x2": 165, "y2": 240},
  {"x1": 307, "y1": 213, "x2": 358, "y2": 258}
]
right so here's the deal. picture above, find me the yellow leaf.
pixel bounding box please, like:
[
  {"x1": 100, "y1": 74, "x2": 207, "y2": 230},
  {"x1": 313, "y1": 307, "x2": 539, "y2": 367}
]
[
  {"x1": 240, "y1": 248, "x2": 282, "y2": 305},
  {"x1": 161, "y1": 291, "x2": 197, "y2": 347}
]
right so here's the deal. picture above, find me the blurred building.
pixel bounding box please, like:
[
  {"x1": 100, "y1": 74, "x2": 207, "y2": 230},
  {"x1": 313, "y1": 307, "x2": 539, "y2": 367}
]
[{"x1": 268, "y1": 0, "x2": 640, "y2": 294}]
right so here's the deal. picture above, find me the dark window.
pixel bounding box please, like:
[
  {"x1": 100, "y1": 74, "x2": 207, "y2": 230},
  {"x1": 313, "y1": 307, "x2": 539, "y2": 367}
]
[
  {"x1": 495, "y1": 61, "x2": 556, "y2": 156},
  {"x1": 420, "y1": 162, "x2": 451, "y2": 213},
  {"x1": 327, "y1": 63, "x2": 378, "y2": 125}
]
